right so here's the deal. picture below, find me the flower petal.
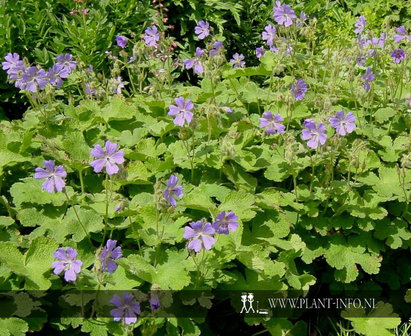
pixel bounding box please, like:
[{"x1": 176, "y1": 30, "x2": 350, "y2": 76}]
[
  {"x1": 105, "y1": 141, "x2": 118, "y2": 155},
  {"x1": 90, "y1": 144, "x2": 105, "y2": 158},
  {"x1": 91, "y1": 159, "x2": 106, "y2": 173},
  {"x1": 105, "y1": 161, "x2": 119, "y2": 175}
]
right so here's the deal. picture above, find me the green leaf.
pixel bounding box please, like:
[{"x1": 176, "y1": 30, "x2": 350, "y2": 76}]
[
  {"x1": 255, "y1": 188, "x2": 303, "y2": 211},
  {"x1": 60, "y1": 131, "x2": 90, "y2": 169},
  {"x1": 153, "y1": 249, "x2": 190, "y2": 290},
  {"x1": 374, "y1": 107, "x2": 396, "y2": 123},
  {"x1": 219, "y1": 190, "x2": 256, "y2": 221},
  {"x1": 222, "y1": 162, "x2": 257, "y2": 193},
  {"x1": 357, "y1": 166, "x2": 405, "y2": 200},
  {"x1": 167, "y1": 141, "x2": 191, "y2": 169},
  {"x1": 118, "y1": 129, "x2": 147, "y2": 147},
  {"x1": 100, "y1": 96, "x2": 137, "y2": 122},
  {"x1": 81, "y1": 319, "x2": 108, "y2": 336},
  {"x1": 324, "y1": 235, "x2": 381, "y2": 283},
  {"x1": 374, "y1": 218, "x2": 411, "y2": 249},
  {"x1": 343, "y1": 302, "x2": 401, "y2": 336},
  {"x1": 264, "y1": 155, "x2": 291, "y2": 182},
  {"x1": 24, "y1": 236, "x2": 59, "y2": 289},
  {"x1": 237, "y1": 245, "x2": 286, "y2": 279},
  {"x1": 0, "y1": 318, "x2": 29, "y2": 336},
  {"x1": 124, "y1": 161, "x2": 152, "y2": 184},
  {"x1": 63, "y1": 207, "x2": 104, "y2": 242},
  {"x1": 183, "y1": 186, "x2": 216, "y2": 212},
  {"x1": 0, "y1": 242, "x2": 28, "y2": 277},
  {"x1": 10, "y1": 178, "x2": 73, "y2": 208},
  {"x1": 0, "y1": 217, "x2": 14, "y2": 227},
  {"x1": 123, "y1": 254, "x2": 156, "y2": 283}
]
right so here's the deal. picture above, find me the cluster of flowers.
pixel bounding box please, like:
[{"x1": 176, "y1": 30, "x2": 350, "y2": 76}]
[
  {"x1": 182, "y1": 20, "x2": 224, "y2": 74},
  {"x1": 182, "y1": 1, "x2": 308, "y2": 71},
  {"x1": 184, "y1": 211, "x2": 239, "y2": 253},
  {"x1": 108, "y1": 291, "x2": 161, "y2": 325},
  {"x1": 165, "y1": 87, "x2": 355, "y2": 151},
  {"x1": 166, "y1": 75, "x2": 306, "y2": 128},
  {"x1": 353, "y1": 16, "x2": 408, "y2": 91},
  {"x1": 33, "y1": 138, "x2": 237, "y2": 322},
  {"x1": 115, "y1": 24, "x2": 160, "y2": 51},
  {"x1": 355, "y1": 16, "x2": 409, "y2": 64},
  {"x1": 260, "y1": 110, "x2": 356, "y2": 148},
  {"x1": 52, "y1": 241, "x2": 158, "y2": 324},
  {"x1": 52, "y1": 239, "x2": 122, "y2": 282},
  {"x1": 256, "y1": 1, "x2": 307, "y2": 58},
  {"x1": 33, "y1": 140, "x2": 125, "y2": 193},
  {"x1": 2, "y1": 53, "x2": 76, "y2": 92},
  {"x1": 153, "y1": 173, "x2": 239, "y2": 253},
  {"x1": 34, "y1": 140, "x2": 237, "y2": 255}
]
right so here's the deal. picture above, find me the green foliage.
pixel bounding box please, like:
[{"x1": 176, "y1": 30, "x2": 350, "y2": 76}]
[{"x1": 0, "y1": 0, "x2": 410, "y2": 335}]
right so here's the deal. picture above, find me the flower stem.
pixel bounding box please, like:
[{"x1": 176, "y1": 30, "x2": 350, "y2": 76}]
[
  {"x1": 78, "y1": 169, "x2": 85, "y2": 194},
  {"x1": 63, "y1": 189, "x2": 91, "y2": 243},
  {"x1": 309, "y1": 152, "x2": 316, "y2": 195},
  {"x1": 101, "y1": 174, "x2": 110, "y2": 247},
  {"x1": 129, "y1": 216, "x2": 143, "y2": 257}
]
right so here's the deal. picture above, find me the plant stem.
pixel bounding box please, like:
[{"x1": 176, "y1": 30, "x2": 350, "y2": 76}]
[
  {"x1": 78, "y1": 169, "x2": 85, "y2": 194},
  {"x1": 101, "y1": 174, "x2": 110, "y2": 247},
  {"x1": 129, "y1": 216, "x2": 143, "y2": 256},
  {"x1": 63, "y1": 189, "x2": 91, "y2": 243}
]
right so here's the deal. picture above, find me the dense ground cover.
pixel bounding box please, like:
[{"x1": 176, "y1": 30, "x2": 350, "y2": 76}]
[{"x1": 0, "y1": 0, "x2": 410, "y2": 335}]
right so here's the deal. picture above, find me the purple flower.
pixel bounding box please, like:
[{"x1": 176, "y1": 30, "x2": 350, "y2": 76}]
[
  {"x1": 2, "y1": 53, "x2": 25, "y2": 78},
  {"x1": 329, "y1": 110, "x2": 356, "y2": 136},
  {"x1": 34, "y1": 160, "x2": 67, "y2": 193},
  {"x1": 183, "y1": 220, "x2": 215, "y2": 253},
  {"x1": 393, "y1": 26, "x2": 409, "y2": 43},
  {"x1": 90, "y1": 140, "x2": 125, "y2": 175},
  {"x1": 370, "y1": 32, "x2": 386, "y2": 48},
  {"x1": 262, "y1": 24, "x2": 276, "y2": 46},
  {"x1": 224, "y1": 107, "x2": 233, "y2": 114},
  {"x1": 110, "y1": 293, "x2": 141, "y2": 325},
  {"x1": 150, "y1": 297, "x2": 160, "y2": 310},
  {"x1": 194, "y1": 20, "x2": 210, "y2": 40},
  {"x1": 354, "y1": 15, "x2": 366, "y2": 35},
  {"x1": 356, "y1": 53, "x2": 366, "y2": 66},
  {"x1": 256, "y1": 46, "x2": 266, "y2": 58},
  {"x1": 210, "y1": 40, "x2": 223, "y2": 56},
  {"x1": 168, "y1": 97, "x2": 194, "y2": 126},
  {"x1": 230, "y1": 53, "x2": 245, "y2": 68},
  {"x1": 212, "y1": 211, "x2": 238, "y2": 234},
  {"x1": 300, "y1": 11, "x2": 307, "y2": 22},
  {"x1": 112, "y1": 76, "x2": 125, "y2": 94},
  {"x1": 85, "y1": 82, "x2": 96, "y2": 96},
  {"x1": 362, "y1": 67, "x2": 374, "y2": 92},
  {"x1": 100, "y1": 239, "x2": 122, "y2": 274},
  {"x1": 183, "y1": 47, "x2": 204, "y2": 74},
  {"x1": 163, "y1": 174, "x2": 183, "y2": 206},
  {"x1": 116, "y1": 35, "x2": 128, "y2": 48},
  {"x1": 144, "y1": 26, "x2": 160, "y2": 47},
  {"x1": 391, "y1": 48, "x2": 406, "y2": 64},
  {"x1": 273, "y1": 1, "x2": 296, "y2": 27},
  {"x1": 52, "y1": 247, "x2": 82, "y2": 282},
  {"x1": 301, "y1": 119, "x2": 327, "y2": 149},
  {"x1": 20, "y1": 67, "x2": 48, "y2": 92},
  {"x1": 56, "y1": 54, "x2": 76, "y2": 73},
  {"x1": 291, "y1": 79, "x2": 307, "y2": 101},
  {"x1": 48, "y1": 63, "x2": 70, "y2": 87},
  {"x1": 259, "y1": 111, "x2": 285, "y2": 134},
  {"x1": 270, "y1": 45, "x2": 279, "y2": 54}
]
